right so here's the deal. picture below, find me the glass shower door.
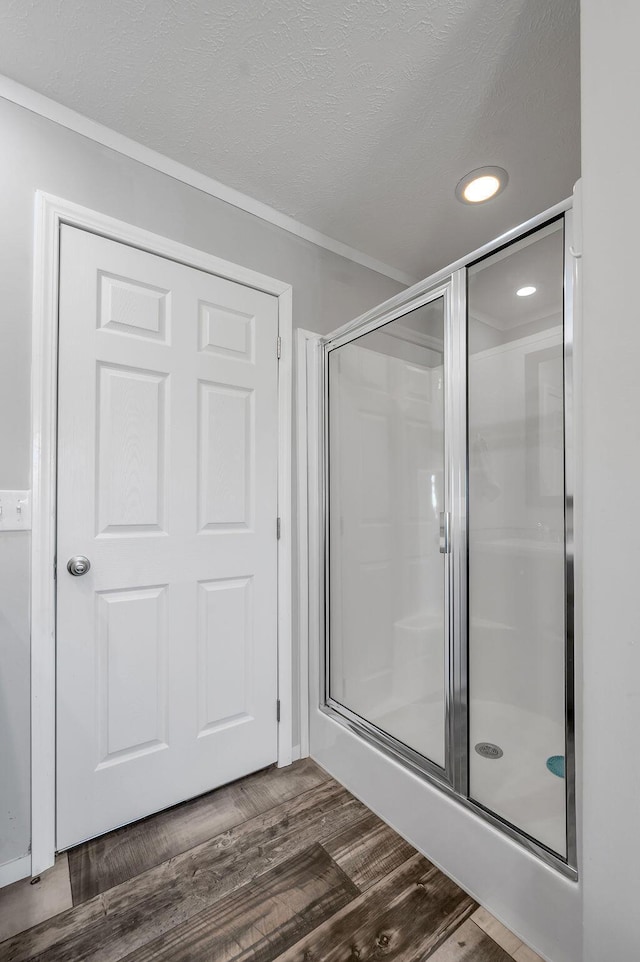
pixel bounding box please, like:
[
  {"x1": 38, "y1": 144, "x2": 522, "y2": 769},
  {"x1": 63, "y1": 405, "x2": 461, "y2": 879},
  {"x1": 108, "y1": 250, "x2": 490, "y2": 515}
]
[
  {"x1": 317, "y1": 205, "x2": 574, "y2": 872},
  {"x1": 467, "y1": 220, "x2": 568, "y2": 856},
  {"x1": 326, "y1": 295, "x2": 449, "y2": 772}
]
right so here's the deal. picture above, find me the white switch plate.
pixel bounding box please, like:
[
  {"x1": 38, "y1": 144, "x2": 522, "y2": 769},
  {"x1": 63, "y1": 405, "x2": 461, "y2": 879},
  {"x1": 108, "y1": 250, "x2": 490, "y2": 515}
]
[{"x1": 0, "y1": 490, "x2": 31, "y2": 531}]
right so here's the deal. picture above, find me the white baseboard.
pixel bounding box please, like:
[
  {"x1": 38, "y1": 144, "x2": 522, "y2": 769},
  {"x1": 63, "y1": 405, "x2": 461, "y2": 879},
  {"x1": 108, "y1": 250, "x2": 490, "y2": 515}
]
[{"x1": 0, "y1": 854, "x2": 31, "y2": 889}]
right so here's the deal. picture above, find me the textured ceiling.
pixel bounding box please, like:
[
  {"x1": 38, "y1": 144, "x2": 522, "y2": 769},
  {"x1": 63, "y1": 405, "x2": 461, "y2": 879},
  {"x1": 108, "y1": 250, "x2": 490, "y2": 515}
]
[{"x1": 0, "y1": 0, "x2": 580, "y2": 279}]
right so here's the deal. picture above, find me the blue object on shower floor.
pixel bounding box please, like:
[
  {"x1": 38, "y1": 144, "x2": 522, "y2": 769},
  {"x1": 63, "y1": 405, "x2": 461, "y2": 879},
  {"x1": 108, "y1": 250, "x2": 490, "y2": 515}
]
[{"x1": 546, "y1": 755, "x2": 565, "y2": 778}]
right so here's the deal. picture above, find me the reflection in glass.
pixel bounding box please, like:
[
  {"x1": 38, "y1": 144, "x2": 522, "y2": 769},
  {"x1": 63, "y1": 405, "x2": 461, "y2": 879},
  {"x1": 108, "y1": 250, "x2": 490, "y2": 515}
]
[
  {"x1": 467, "y1": 221, "x2": 566, "y2": 855},
  {"x1": 328, "y1": 299, "x2": 446, "y2": 767}
]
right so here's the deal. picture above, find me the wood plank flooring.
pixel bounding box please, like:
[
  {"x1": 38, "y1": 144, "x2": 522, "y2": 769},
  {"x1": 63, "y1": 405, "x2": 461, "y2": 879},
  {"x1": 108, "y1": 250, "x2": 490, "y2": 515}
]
[
  {"x1": 68, "y1": 758, "x2": 329, "y2": 904},
  {"x1": 0, "y1": 759, "x2": 545, "y2": 962}
]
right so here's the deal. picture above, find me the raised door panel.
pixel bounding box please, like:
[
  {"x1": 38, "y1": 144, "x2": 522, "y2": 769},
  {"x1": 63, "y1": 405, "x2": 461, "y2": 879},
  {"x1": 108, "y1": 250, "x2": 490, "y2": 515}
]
[
  {"x1": 99, "y1": 272, "x2": 171, "y2": 343},
  {"x1": 197, "y1": 577, "x2": 253, "y2": 736},
  {"x1": 198, "y1": 300, "x2": 254, "y2": 362},
  {"x1": 96, "y1": 585, "x2": 168, "y2": 767},
  {"x1": 197, "y1": 380, "x2": 254, "y2": 532},
  {"x1": 96, "y1": 364, "x2": 168, "y2": 536}
]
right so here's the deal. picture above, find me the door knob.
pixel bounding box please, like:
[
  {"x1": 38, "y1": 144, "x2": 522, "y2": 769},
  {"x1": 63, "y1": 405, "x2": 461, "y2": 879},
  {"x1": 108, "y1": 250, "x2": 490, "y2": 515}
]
[{"x1": 67, "y1": 555, "x2": 91, "y2": 577}]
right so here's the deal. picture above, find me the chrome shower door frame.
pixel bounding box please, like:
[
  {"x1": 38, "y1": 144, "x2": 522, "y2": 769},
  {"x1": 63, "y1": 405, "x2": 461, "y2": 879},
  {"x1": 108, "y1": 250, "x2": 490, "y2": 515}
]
[
  {"x1": 315, "y1": 197, "x2": 577, "y2": 877},
  {"x1": 320, "y1": 276, "x2": 467, "y2": 792}
]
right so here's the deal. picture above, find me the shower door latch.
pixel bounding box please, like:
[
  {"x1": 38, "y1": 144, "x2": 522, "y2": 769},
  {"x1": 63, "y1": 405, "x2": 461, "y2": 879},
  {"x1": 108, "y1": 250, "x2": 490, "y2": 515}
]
[{"x1": 439, "y1": 511, "x2": 451, "y2": 554}]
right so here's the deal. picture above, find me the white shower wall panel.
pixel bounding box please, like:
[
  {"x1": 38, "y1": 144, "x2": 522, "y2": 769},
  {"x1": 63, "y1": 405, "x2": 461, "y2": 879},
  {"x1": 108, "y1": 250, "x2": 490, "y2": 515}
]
[
  {"x1": 468, "y1": 327, "x2": 566, "y2": 856},
  {"x1": 328, "y1": 336, "x2": 445, "y2": 766}
]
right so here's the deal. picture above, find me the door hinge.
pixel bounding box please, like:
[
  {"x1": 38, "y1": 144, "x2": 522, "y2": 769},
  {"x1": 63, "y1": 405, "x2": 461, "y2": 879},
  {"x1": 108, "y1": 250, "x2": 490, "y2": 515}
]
[
  {"x1": 277, "y1": 336, "x2": 282, "y2": 359},
  {"x1": 276, "y1": 699, "x2": 281, "y2": 723},
  {"x1": 276, "y1": 517, "x2": 281, "y2": 540}
]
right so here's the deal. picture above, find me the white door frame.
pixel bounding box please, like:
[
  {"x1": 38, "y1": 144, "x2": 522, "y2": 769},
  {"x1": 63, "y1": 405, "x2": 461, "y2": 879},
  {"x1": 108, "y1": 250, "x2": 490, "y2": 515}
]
[
  {"x1": 30, "y1": 192, "x2": 293, "y2": 876},
  {"x1": 294, "y1": 329, "x2": 317, "y2": 760}
]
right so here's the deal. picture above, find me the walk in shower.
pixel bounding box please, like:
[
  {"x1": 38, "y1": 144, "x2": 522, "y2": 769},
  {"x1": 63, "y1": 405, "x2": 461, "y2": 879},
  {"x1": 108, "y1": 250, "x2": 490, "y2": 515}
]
[{"x1": 317, "y1": 203, "x2": 575, "y2": 873}]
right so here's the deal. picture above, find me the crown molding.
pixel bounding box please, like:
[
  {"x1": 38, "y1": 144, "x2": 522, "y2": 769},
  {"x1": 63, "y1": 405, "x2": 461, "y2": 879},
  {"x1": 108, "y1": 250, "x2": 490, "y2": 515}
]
[{"x1": 0, "y1": 74, "x2": 417, "y2": 287}]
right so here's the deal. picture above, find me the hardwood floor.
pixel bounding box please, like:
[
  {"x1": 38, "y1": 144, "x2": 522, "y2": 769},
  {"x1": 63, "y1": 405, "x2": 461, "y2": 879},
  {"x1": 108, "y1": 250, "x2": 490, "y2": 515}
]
[
  {"x1": 0, "y1": 759, "x2": 544, "y2": 962},
  {"x1": 67, "y1": 759, "x2": 330, "y2": 904}
]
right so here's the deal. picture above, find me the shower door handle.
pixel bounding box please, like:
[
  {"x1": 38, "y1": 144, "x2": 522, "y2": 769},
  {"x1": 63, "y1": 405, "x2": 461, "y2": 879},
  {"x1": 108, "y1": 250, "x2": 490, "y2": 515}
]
[{"x1": 439, "y1": 512, "x2": 451, "y2": 554}]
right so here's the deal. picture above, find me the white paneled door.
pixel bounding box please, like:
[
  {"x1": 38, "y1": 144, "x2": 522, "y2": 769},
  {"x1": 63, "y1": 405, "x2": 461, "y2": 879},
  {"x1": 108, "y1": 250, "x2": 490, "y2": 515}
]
[{"x1": 56, "y1": 226, "x2": 280, "y2": 849}]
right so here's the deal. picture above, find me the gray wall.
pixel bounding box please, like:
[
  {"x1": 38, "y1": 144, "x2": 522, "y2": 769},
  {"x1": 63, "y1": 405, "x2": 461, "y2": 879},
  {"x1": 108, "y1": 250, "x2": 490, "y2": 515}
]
[
  {"x1": 581, "y1": 1, "x2": 640, "y2": 957},
  {"x1": 0, "y1": 95, "x2": 403, "y2": 869}
]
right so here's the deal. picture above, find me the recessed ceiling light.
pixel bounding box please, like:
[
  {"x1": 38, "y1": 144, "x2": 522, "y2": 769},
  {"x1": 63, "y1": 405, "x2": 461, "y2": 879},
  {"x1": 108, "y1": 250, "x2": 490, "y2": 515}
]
[
  {"x1": 516, "y1": 286, "x2": 537, "y2": 297},
  {"x1": 455, "y1": 166, "x2": 509, "y2": 204}
]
